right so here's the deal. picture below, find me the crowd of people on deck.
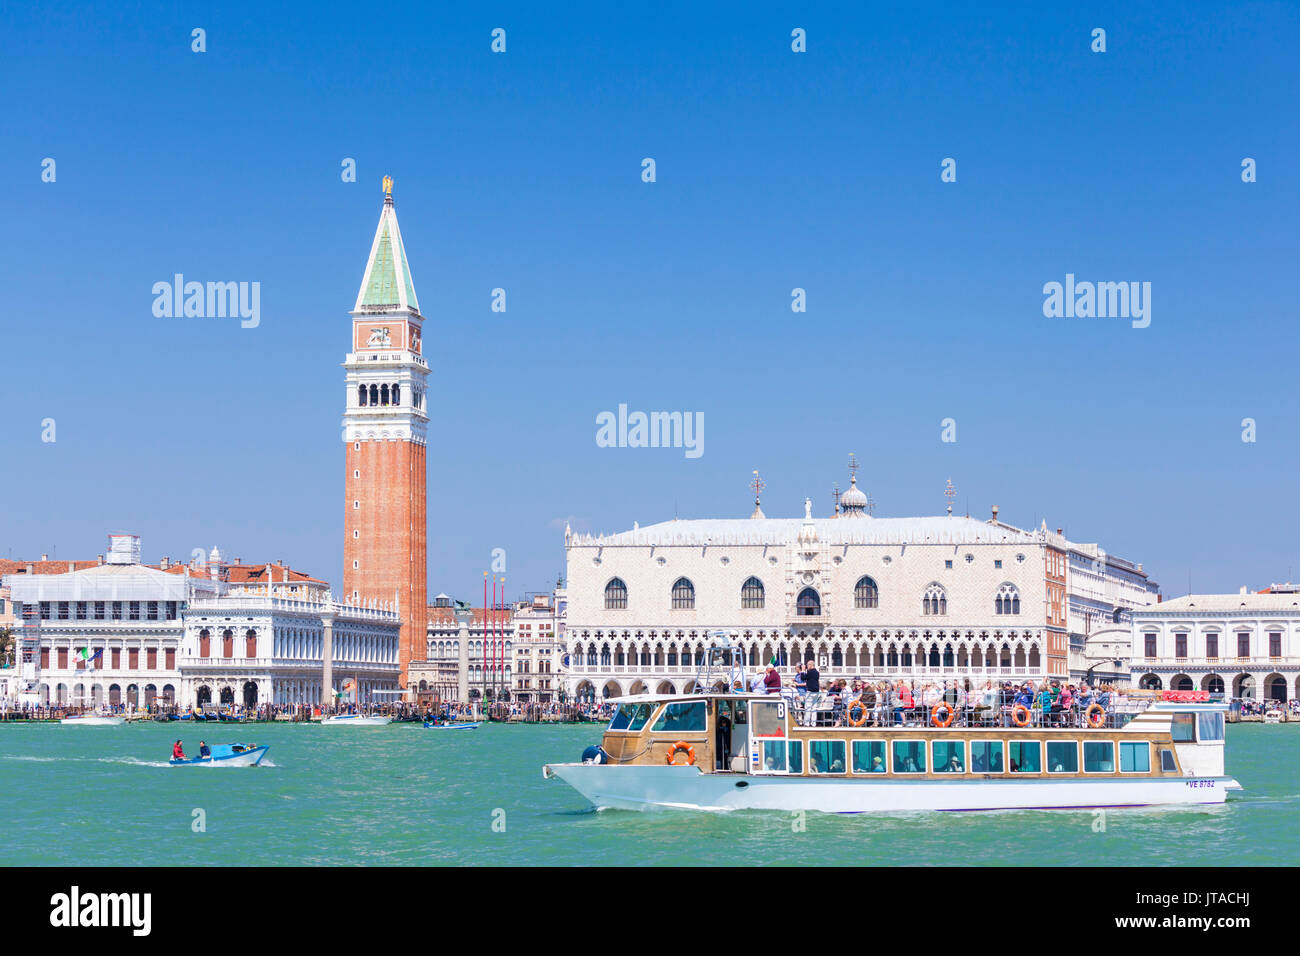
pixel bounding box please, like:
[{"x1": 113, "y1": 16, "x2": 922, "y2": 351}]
[{"x1": 737, "y1": 659, "x2": 1141, "y2": 728}]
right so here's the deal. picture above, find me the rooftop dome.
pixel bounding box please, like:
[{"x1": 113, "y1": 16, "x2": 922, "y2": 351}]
[{"x1": 839, "y1": 476, "x2": 869, "y2": 516}]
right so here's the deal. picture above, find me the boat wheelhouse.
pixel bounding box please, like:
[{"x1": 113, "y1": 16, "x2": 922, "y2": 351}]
[{"x1": 543, "y1": 634, "x2": 1241, "y2": 813}]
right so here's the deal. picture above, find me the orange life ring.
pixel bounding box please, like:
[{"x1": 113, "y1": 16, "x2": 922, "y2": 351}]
[
  {"x1": 1086, "y1": 703, "x2": 1106, "y2": 728},
  {"x1": 665, "y1": 741, "x2": 696, "y2": 766},
  {"x1": 847, "y1": 701, "x2": 869, "y2": 727},
  {"x1": 932, "y1": 703, "x2": 955, "y2": 728},
  {"x1": 1011, "y1": 704, "x2": 1032, "y2": 727}
]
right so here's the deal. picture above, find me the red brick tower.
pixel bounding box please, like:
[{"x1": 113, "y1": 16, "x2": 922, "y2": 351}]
[{"x1": 342, "y1": 177, "x2": 429, "y2": 689}]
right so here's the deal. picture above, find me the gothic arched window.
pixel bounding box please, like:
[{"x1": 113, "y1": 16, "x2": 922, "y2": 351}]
[
  {"x1": 671, "y1": 578, "x2": 695, "y2": 610},
  {"x1": 854, "y1": 576, "x2": 879, "y2": 609},
  {"x1": 604, "y1": 578, "x2": 628, "y2": 610},
  {"x1": 796, "y1": 588, "x2": 821, "y2": 616},
  {"x1": 923, "y1": 584, "x2": 947, "y2": 616},
  {"x1": 741, "y1": 577, "x2": 765, "y2": 609},
  {"x1": 996, "y1": 583, "x2": 1021, "y2": 616}
]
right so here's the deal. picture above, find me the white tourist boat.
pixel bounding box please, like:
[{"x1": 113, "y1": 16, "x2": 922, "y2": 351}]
[
  {"x1": 543, "y1": 635, "x2": 1242, "y2": 813},
  {"x1": 1262, "y1": 708, "x2": 1283, "y2": 725},
  {"x1": 60, "y1": 714, "x2": 125, "y2": 726},
  {"x1": 321, "y1": 713, "x2": 392, "y2": 726}
]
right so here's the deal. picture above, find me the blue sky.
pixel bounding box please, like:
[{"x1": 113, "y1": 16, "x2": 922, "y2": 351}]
[{"x1": 2, "y1": 1, "x2": 1297, "y2": 600}]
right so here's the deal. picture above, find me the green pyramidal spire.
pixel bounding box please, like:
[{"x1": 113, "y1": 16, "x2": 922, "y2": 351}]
[{"x1": 354, "y1": 180, "x2": 420, "y2": 314}]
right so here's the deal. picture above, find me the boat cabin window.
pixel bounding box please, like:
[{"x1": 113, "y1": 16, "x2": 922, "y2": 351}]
[
  {"x1": 1196, "y1": 712, "x2": 1225, "y2": 742},
  {"x1": 1046, "y1": 741, "x2": 1078, "y2": 773},
  {"x1": 1008, "y1": 741, "x2": 1041, "y2": 773},
  {"x1": 651, "y1": 700, "x2": 706, "y2": 733},
  {"x1": 892, "y1": 740, "x2": 926, "y2": 773},
  {"x1": 1159, "y1": 748, "x2": 1177, "y2": 772},
  {"x1": 1171, "y1": 713, "x2": 1196, "y2": 742},
  {"x1": 852, "y1": 739, "x2": 886, "y2": 774},
  {"x1": 933, "y1": 740, "x2": 965, "y2": 773},
  {"x1": 1119, "y1": 741, "x2": 1150, "y2": 773},
  {"x1": 750, "y1": 699, "x2": 786, "y2": 738},
  {"x1": 809, "y1": 740, "x2": 846, "y2": 774},
  {"x1": 970, "y1": 740, "x2": 1003, "y2": 773},
  {"x1": 761, "y1": 740, "x2": 787, "y2": 773},
  {"x1": 787, "y1": 740, "x2": 803, "y2": 774},
  {"x1": 1083, "y1": 740, "x2": 1115, "y2": 773},
  {"x1": 608, "y1": 703, "x2": 654, "y2": 732}
]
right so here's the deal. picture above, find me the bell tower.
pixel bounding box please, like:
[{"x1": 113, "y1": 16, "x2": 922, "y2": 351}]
[{"x1": 342, "y1": 177, "x2": 429, "y2": 689}]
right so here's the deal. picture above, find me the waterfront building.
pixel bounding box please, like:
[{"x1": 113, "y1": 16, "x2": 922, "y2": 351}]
[
  {"x1": 562, "y1": 470, "x2": 1157, "y2": 701},
  {"x1": 342, "y1": 178, "x2": 430, "y2": 689},
  {"x1": 1130, "y1": 585, "x2": 1300, "y2": 700},
  {"x1": 512, "y1": 591, "x2": 562, "y2": 703},
  {"x1": 421, "y1": 597, "x2": 514, "y2": 702},
  {"x1": 1065, "y1": 541, "x2": 1159, "y2": 683},
  {"x1": 1, "y1": 535, "x2": 218, "y2": 708},
  {"x1": 179, "y1": 569, "x2": 400, "y2": 709},
  {"x1": 1, "y1": 534, "x2": 400, "y2": 710}
]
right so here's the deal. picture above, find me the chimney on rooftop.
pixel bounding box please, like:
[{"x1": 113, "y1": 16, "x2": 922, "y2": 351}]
[
  {"x1": 991, "y1": 505, "x2": 999, "y2": 521},
  {"x1": 25, "y1": 563, "x2": 33, "y2": 574},
  {"x1": 40, "y1": 554, "x2": 48, "y2": 562},
  {"x1": 67, "y1": 562, "x2": 74, "y2": 573},
  {"x1": 97, "y1": 555, "x2": 104, "y2": 565},
  {"x1": 160, "y1": 556, "x2": 169, "y2": 569},
  {"x1": 1056, "y1": 528, "x2": 1062, "y2": 536},
  {"x1": 1240, "y1": 586, "x2": 1248, "y2": 595}
]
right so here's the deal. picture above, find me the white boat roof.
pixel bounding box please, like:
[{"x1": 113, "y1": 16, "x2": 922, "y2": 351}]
[{"x1": 606, "y1": 692, "x2": 770, "y2": 705}]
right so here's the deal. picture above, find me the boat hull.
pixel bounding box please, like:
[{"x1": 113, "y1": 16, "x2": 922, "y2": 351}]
[
  {"x1": 543, "y1": 764, "x2": 1242, "y2": 813},
  {"x1": 321, "y1": 715, "x2": 392, "y2": 726},
  {"x1": 170, "y1": 745, "x2": 269, "y2": 767},
  {"x1": 59, "y1": 716, "x2": 125, "y2": 726},
  {"x1": 422, "y1": 722, "x2": 481, "y2": 730}
]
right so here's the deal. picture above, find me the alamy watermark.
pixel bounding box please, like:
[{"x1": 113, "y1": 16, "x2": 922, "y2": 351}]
[
  {"x1": 1042, "y1": 274, "x2": 1150, "y2": 329},
  {"x1": 596, "y1": 404, "x2": 703, "y2": 459},
  {"x1": 153, "y1": 274, "x2": 260, "y2": 328}
]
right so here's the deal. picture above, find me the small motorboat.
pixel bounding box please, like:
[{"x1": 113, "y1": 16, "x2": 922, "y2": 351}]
[
  {"x1": 169, "y1": 743, "x2": 269, "y2": 767},
  {"x1": 422, "y1": 721, "x2": 481, "y2": 730},
  {"x1": 321, "y1": 714, "x2": 392, "y2": 726},
  {"x1": 59, "y1": 714, "x2": 125, "y2": 726}
]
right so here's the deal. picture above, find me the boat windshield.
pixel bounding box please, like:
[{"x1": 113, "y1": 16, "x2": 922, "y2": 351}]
[{"x1": 608, "y1": 702, "x2": 655, "y2": 732}]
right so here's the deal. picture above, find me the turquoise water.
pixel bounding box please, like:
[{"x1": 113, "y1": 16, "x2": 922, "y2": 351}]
[{"x1": 1, "y1": 721, "x2": 1294, "y2": 866}]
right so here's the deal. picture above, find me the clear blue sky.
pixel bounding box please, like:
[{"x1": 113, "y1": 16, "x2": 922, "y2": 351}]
[{"x1": 2, "y1": 1, "x2": 1297, "y2": 600}]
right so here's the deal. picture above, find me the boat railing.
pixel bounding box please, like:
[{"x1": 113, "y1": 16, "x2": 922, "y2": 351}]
[{"x1": 783, "y1": 693, "x2": 1144, "y2": 731}]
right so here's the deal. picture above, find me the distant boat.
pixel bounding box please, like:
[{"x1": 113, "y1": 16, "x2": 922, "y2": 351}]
[
  {"x1": 170, "y1": 743, "x2": 269, "y2": 767},
  {"x1": 422, "y1": 721, "x2": 481, "y2": 730},
  {"x1": 322, "y1": 714, "x2": 392, "y2": 726},
  {"x1": 59, "y1": 714, "x2": 124, "y2": 726}
]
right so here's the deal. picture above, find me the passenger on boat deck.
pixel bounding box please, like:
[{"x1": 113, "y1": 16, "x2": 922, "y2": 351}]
[
  {"x1": 749, "y1": 672, "x2": 766, "y2": 693},
  {"x1": 199, "y1": 741, "x2": 210, "y2": 758},
  {"x1": 947, "y1": 754, "x2": 963, "y2": 772},
  {"x1": 793, "y1": 661, "x2": 807, "y2": 696},
  {"x1": 802, "y1": 660, "x2": 822, "y2": 726},
  {"x1": 763, "y1": 666, "x2": 782, "y2": 694}
]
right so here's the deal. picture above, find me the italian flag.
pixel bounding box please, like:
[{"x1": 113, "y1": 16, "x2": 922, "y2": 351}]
[{"x1": 77, "y1": 647, "x2": 102, "y2": 671}]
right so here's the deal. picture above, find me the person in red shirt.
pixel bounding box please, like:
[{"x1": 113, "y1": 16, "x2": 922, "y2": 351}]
[
  {"x1": 763, "y1": 665, "x2": 782, "y2": 694},
  {"x1": 172, "y1": 740, "x2": 185, "y2": 760}
]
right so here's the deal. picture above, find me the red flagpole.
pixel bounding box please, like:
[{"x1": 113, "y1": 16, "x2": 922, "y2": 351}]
[{"x1": 483, "y1": 572, "x2": 488, "y2": 707}]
